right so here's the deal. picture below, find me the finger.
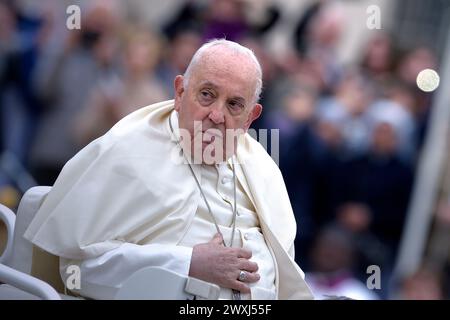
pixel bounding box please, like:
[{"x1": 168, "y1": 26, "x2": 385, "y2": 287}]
[
  {"x1": 239, "y1": 259, "x2": 258, "y2": 273},
  {"x1": 236, "y1": 248, "x2": 252, "y2": 259},
  {"x1": 246, "y1": 272, "x2": 261, "y2": 283},
  {"x1": 209, "y1": 233, "x2": 224, "y2": 245},
  {"x1": 239, "y1": 271, "x2": 260, "y2": 284},
  {"x1": 231, "y1": 281, "x2": 251, "y2": 294}
]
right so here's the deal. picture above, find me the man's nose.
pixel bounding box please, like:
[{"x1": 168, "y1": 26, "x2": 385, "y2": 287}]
[{"x1": 208, "y1": 104, "x2": 225, "y2": 124}]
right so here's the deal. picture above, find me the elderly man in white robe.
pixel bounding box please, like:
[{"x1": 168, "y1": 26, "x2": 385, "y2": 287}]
[{"x1": 24, "y1": 39, "x2": 313, "y2": 300}]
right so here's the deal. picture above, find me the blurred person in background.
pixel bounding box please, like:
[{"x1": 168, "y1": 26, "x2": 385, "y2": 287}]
[
  {"x1": 156, "y1": 27, "x2": 202, "y2": 97},
  {"x1": 293, "y1": 0, "x2": 325, "y2": 57},
  {"x1": 367, "y1": 95, "x2": 416, "y2": 163},
  {"x1": 317, "y1": 116, "x2": 414, "y2": 265},
  {"x1": 316, "y1": 70, "x2": 374, "y2": 158},
  {"x1": 395, "y1": 46, "x2": 437, "y2": 149},
  {"x1": 396, "y1": 266, "x2": 445, "y2": 300},
  {"x1": 29, "y1": 1, "x2": 122, "y2": 185},
  {"x1": 295, "y1": 0, "x2": 345, "y2": 93},
  {"x1": 360, "y1": 119, "x2": 414, "y2": 255},
  {"x1": 0, "y1": 0, "x2": 21, "y2": 202},
  {"x1": 202, "y1": 0, "x2": 249, "y2": 42},
  {"x1": 73, "y1": 27, "x2": 169, "y2": 147},
  {"x1": 264, "y1": 78, "x2": 317, "y2": 169},
  {"x1": 0, "y1": 0, "x2": 43, "y2": 207},
  {"x1": 0, "y1": 0, "x2": 41, "y2": 163},
  {"x1": 202, "y1": 0, "x2": 280, "y2": 42},
  {"x1": 239, "y1": 36, "x2": 279, "y2": 130},
  {"x1": 306, "y1": 225, "x2": 379, "y2": 300},
  {"x1": 260, "y1": 77, "x2": 319, "y2": 268},
  {"x1": 396, "y1": 47, "x2": 437, "y2": 88},
  {"x1": 306, "y1": 73, "x2": 414, "y2": 278},
  {"x1": 307, "y1": 100, "x2": 347, "y2": 231},
  {"x1": 162, "y1": 0, "x2": 280, "y2": 45},
  {"x1": 315, "y1": 117, "x2": 414, "y2": 294},
  {"x1": 360, "y1": 32, "x2": 399, "y2": 85},
  {"x1": 335, "y1": 202, "x2": 390, "y2": 297}
]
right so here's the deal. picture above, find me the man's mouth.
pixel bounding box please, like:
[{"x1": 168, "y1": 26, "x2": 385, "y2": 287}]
[{"x1": 202, "y1": 131, "x2": 223, "y2": 144}]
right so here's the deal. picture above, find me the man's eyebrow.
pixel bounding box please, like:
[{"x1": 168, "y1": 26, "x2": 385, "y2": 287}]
[
  {"x1": 198, "y1": 81, "x2": 219, "y2": 89},
  {"x1": 229, "y1": 96, "x2": 246, "y2": 104}
]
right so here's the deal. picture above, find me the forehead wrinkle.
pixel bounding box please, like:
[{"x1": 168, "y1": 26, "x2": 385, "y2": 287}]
[
  {"x1": 188, "y1": 49, "x2": 257, "y2": 103},
  {"x1": 201, "y1": 47, "x2": 257, "y2": 79}
]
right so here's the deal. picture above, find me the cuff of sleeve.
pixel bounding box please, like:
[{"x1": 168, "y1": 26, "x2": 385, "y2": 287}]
[{"x1": 168, "y1": 245, "x2": 193, "y2": 277}]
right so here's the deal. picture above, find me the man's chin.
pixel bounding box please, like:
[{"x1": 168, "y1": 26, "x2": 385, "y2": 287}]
[{"x1": 196, "y1": 144, "x2": 226, "y2": 164}]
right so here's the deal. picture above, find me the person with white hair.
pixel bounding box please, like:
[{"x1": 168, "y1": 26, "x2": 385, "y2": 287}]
[{"x1": 24, "y1": 39, "x2": 313, "y2": 300}]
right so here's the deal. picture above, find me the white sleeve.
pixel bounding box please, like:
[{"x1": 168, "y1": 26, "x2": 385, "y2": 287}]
[{"x1": 60, "y1": 243, "x2": 193, "y2": 300}]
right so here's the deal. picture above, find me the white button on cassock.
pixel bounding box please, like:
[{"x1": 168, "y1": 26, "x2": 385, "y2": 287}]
[{"x1": 221, "y1": 177, "x2": 231, "y2": 184}]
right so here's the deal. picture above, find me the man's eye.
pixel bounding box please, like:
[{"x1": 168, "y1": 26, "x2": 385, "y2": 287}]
[
  {"x1": 229, "y1": 101, "x2": 244, "y2": 111},
  {"x1": 198, "y1": 90, "x2": 215, "y2": 105},
  {"x1": 201, "y1": 91, "x2": 213, "y2": 99}
]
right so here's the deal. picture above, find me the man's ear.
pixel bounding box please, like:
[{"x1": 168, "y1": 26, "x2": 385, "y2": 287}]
[
  {"x1": 174, "y1": 75, "x2": 184, "y2": 111},
  {"x1": 244, "y1": 104, "x2": 263, "y2": 131}
]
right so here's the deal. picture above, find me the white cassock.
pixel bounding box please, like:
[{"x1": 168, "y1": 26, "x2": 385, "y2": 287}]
[{"x1": 24, "y1": 100, "x2": 314, "y2": 300}]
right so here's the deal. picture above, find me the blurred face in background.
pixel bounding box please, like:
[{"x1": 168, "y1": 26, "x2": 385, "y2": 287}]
[
  {"x1": 283, "y1": 85, "x2": 317, "y2": 123},
  {"x1": 397, "y1": 47, "x2": 437, "y2": 85},
  {"x1": 309, "y1": 3, "x2": 345, "y2": 48},
  {"x1": 240, "y1": 37, "x2": 277, "y2": 84},
  {"x1": 337, "y1": 202, "x2": 372, "y2": 233},
  {"x1": 169, "y1": 31, "x2": 202, "y2": 73},
  {"x1": 81, "y1": 4, "x2": 119, "y2": 49},
  {"x1": 371, "y1": 122, "x2": 398, "y2": 156},
  {"x1": 77, "y1": 3, "x2": 121, "y2": 65},
  {"x1": 363, "y1": 33, "x2": 394, "y2": 74},
  {"x1": 335, "y1": 73, "x2": 373, "y2": 116},
  {"x1": 0, "y1": 2, "x2": 16, "y2": 43},
  {"x1": 124, "y1": 31, "x2": 160, "y2": 75},
  {"x1": 310, "y1": 229, "x2": 354, "y2": 273},
  {"x1": 387, "y1": 84, "x2": 416, "y2": 114},
  {"x1": 207, "y1": 0, "x2": 245, "y2": 22},
  {"x1": 400, "y1": 269, "x2": 444, "y2": 300},
  {"x1": 174, "y1": 46, "x2": 262, "y2": 163},
  {"x1": 316, "y1": 120, "x2": 343, "y2": 149}
]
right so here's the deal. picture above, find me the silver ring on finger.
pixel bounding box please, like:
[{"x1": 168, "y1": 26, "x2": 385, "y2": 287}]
[{"x1": 238, "y1": 270, "x2": 247, "y2": 282}]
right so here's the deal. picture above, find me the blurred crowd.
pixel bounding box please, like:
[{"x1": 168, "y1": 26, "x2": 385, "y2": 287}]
[{"x1": 0, "y1": 0, "x2": 448, "y2": 299}]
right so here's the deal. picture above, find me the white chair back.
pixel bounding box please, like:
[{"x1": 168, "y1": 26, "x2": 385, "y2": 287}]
[
  {"x1": 0, "y1": 204, "x2": 15, "y2": 264},
  {"x1": 7, "y1": 186, "x2": 51, "y2": 273}
]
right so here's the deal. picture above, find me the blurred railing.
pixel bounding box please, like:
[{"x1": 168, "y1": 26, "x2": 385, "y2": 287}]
[{"x1": 393, "y1": 26, "x2": 450, "y2": 284}]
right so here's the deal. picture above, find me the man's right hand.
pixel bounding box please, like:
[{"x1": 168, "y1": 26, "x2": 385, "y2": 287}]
[{"x1": 188, "y1": 233, "x2": 260, "y2": 294}]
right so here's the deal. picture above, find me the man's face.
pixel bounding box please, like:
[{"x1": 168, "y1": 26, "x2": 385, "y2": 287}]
[{"x1": 174, "y1": 50, "x2": 262, "y2": 163}]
